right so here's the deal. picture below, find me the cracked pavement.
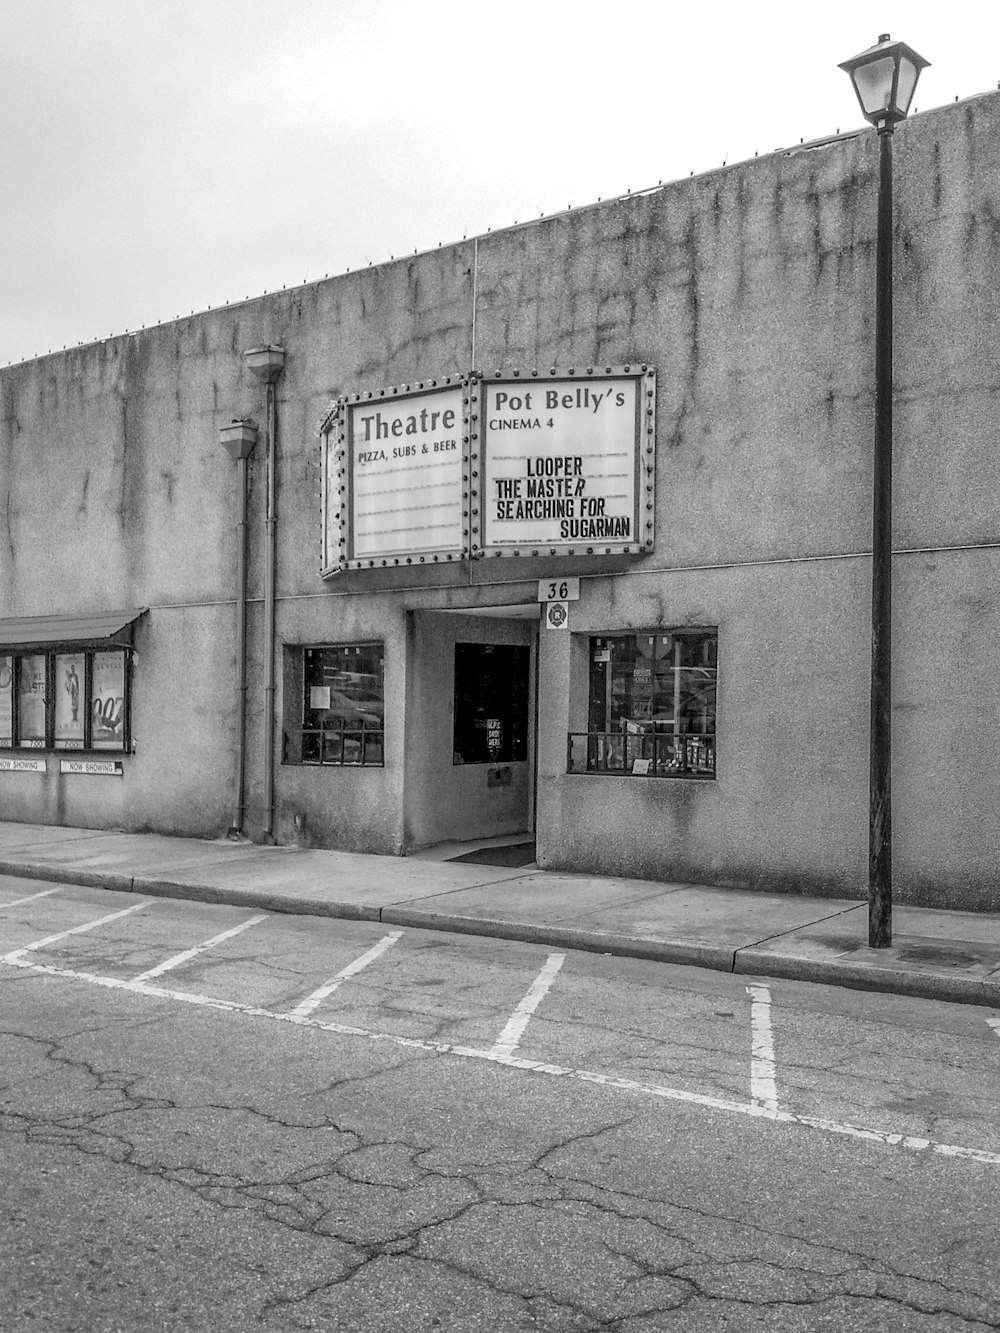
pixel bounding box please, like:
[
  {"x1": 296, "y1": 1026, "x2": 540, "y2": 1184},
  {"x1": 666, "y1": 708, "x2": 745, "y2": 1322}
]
[{"x1": 4, "y1": 878, "x2": 1000, "y2": 1331}]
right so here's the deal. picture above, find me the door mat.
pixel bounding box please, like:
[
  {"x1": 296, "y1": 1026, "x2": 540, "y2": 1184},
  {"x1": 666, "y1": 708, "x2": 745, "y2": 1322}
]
[{"x1": 447, "y1": 842, "x2": 537, "y2": 868}]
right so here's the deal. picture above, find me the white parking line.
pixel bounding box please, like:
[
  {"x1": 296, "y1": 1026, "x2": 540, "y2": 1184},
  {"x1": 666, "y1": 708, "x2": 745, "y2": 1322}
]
[
  {"x1": 746, "y1": 984, "x2": 779, "y2": 1112},
  {"x1": 5, "y1": 947, "x2": 1000, "y2": 1168},
  {"x1": 1, "y1": 885, "x2": 66, "y2": 909},
  {"x1": 131, "y1": 913, "x2": 269, "y2": 983},
  {"x1": 491, "y1": 952, "x2": 565, "y2": 1058},
  {"x1": 286, "y1": 930, "x2": 403, "y2": 1018},
  {"x1": 1, "y1": 902, "x2": 150, "y2": 964}
]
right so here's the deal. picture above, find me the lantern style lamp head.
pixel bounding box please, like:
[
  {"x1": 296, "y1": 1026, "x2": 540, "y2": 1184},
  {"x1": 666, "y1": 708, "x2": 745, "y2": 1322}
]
[{"x1": 840, "y1": 34, "x2": 930, "y2": 130}]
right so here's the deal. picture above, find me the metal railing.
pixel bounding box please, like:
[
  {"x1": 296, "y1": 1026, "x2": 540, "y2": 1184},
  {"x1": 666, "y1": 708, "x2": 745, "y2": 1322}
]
[
  {"x1": 301, "y1": 727, "x2": 384, "y2": 767},
  {"x1": 567, "y1": 731, "x2": 715, "y2": 779}
]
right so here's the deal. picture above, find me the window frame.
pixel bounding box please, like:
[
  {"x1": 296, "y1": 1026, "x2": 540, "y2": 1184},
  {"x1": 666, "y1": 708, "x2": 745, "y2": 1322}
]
[
  {"x1": 452, "y1": 641, "x2": 531, "y2": 766},
  {"x1": 568, "y1": 628, "x2": 718, "y2": 781},
  {"x1": 0, "y1": 645, "x2": 133, "y2": 755},
  {"x1": 295, "y1": 641, "x2": 386, "y2": 769}
]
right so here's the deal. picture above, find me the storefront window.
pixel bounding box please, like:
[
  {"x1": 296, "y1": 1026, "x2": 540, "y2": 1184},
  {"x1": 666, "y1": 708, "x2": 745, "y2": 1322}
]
[
  {"x1": 55, "y1": 652, "x2": 86, "y2": 749},
  {"x1": 453, "y1": 643, "x2": 530, "y2": 764},
  {"x1": 2, "y1": 649, "x2": 132, "y2": 753},
  {"x1": 569, "y1": 630, "x2": 717, "y2": 779},
  {"x1": 301, "y1": 644, "x2": 384, "y2": 766},
  {"x1": 0, "y1": 655, "x2": 13, "y2": 747},
  {"x1": 91, "y1": 652, "x2": 128, "y2": 750},
  {"x1": 18, "y1": 655, "x2": 48, "y2": 748}
]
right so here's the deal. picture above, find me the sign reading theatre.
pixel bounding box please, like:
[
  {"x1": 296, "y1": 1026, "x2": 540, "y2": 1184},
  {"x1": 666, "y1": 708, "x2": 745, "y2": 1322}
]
[
  {"x1": 481, "y1": 368, "x2": 654, "y2": 556},
  {"x1": 320, "y1": 367, "x2": 655, "y2": 575},
  {"x1": 322, "y1": 379, "x2": 469, "y2": 573}
]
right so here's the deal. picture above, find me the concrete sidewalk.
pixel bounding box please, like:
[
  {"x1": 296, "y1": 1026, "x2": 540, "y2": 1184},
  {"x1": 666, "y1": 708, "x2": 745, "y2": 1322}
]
[{"x1": 2, "y1": 820, "x2": 1000, "y2": 1009}]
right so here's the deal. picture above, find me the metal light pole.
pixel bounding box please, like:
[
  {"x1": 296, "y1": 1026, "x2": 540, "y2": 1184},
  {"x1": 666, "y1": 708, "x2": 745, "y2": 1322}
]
[{"x1": 840, "y1": 35, "x2": 929, "y2": 948}]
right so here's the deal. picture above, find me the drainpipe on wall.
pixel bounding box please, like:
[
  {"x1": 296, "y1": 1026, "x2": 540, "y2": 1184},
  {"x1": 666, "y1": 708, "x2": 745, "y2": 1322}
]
[
  {"x1": 244, "y1": 345, "x2": 286, "y2": 844},
  {"x1": 218, "y1": 417, "x2": 259, "y2": 839}
]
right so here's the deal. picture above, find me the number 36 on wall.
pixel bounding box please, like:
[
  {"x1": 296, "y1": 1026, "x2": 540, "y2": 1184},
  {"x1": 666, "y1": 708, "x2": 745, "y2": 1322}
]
[{"x1": 537, "y1": 577, "x2": 580, "y2": 604}]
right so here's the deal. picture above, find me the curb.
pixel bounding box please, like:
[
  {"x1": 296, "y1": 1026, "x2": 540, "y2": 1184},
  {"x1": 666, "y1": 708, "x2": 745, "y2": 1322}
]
[
  {"x1": 3, "y1": 859, "x2": 999, "y2": 1010},
  {"x1": 733, "y1": 947, "x2": 1000, "y2": 1009},
  {"x1": 0, "y1": 859, "x2": 135, "y2": 895},
  {"x1": 130, "y1": 876, "x2": 384, "y2": 923},
  {"x1": 379, "y1": 906, "x2": 737, "y2": 971}
]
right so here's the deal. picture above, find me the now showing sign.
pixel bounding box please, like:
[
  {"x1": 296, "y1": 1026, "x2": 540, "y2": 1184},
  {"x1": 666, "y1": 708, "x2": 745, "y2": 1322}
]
[
  {"x1": 60, "y1": 759, "x2": 124, "y2": 776},
  {"x1": 0, "y1": 756, "x2": 46, "y2": 772},
  {"x1": 481, "y1": 368, "x2": 655, "y2": 557}
]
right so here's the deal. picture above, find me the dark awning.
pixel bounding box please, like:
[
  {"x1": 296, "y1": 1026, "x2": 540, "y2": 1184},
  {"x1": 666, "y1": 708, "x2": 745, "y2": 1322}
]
[{"x1": 0, "y1": 608, "x2": 147, "y2": 649}]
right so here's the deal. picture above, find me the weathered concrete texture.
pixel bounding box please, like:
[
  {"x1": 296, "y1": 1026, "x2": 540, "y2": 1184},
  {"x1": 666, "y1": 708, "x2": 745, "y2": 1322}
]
[
  {"x1": 272, "y1": 595, "x2": 409, "y2": 856},
  {"x1": 892, "y1": 104, "x2": 1000, "y2": 552},
  {"x1": 2, "y1": 93, "x2": 1000, "y2": 908},
  {"x1": 473, "y1": 140, "x2": 874, "y2": 569},
  {"x1": 538, "y1": 559, "x2": 869, "y2": 899}
]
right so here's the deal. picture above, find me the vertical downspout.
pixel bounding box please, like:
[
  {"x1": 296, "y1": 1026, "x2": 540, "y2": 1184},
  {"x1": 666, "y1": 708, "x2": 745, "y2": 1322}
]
[
  {"x1": 233, "y1": 451, "x2": 250, "y2": 834},
  {"x1": 470, "y1": 236, "x2": 479, "y2": 369},
  {"x1": 244, "y1": 345, "x2": 285, "y2": 845},
  {"x1": 218, "y1": 418, "x2": 259, "y2": 840},
  {"x1": 263, "y1": 377, "x2": 278, "y2": 843}
]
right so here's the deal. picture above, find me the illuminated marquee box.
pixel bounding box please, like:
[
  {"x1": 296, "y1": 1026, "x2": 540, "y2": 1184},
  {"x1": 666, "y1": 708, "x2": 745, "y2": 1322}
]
[
  {"x1": 320, "y1": 366, "x2": 655, "y2": 574},
  {"x1": 478, "y1": 366, "x2": 655, "y2": 557},
  {"x1": 321, "y1": 377, "x2": 472, "y2": 574}
]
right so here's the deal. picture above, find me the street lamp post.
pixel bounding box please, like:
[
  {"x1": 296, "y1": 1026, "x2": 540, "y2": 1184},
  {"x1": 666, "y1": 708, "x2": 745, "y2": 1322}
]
[{"x1": 839, "y1": 35, "x2": 929, "y2": 948}]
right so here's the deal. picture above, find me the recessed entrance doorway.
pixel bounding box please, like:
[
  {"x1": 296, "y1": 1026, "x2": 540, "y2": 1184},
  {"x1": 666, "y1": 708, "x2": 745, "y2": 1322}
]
[{"x1": 403, "y1": 606, "x2": 538, "y2": 857}]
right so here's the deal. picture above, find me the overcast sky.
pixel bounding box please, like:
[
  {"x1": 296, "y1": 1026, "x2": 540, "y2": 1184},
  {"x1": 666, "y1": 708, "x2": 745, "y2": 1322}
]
[{"x1": 1, "y1": 0, "x2": 998, "y2": 368}]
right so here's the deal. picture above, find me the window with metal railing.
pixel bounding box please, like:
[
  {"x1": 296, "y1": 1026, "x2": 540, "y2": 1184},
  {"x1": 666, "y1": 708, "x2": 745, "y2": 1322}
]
[
  {"x1": 299, "y1": 643, "x2": 385, "y2": 767},
  {"x1": 568, "y1": 630, "x2": 717, "y2": 779}
]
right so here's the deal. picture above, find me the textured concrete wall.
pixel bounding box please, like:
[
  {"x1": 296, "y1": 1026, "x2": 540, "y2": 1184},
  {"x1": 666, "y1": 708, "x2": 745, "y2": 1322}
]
[
  {"x1": 275, "y1": 595, "x2": 407, "y2": 854},
  {"x1": 2, "y1": 91, "x2": 1000, "y2": 906},
  {"x1": 538, "y1": 561, "x2": 868, "y2": 895},
  {"x1": 0, "y1": 248, "x2": 478, "y2": 843}
]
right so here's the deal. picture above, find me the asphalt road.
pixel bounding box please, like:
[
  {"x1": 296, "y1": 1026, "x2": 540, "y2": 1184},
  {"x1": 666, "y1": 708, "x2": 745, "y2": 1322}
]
[{"x1": 3, "y1": 873, "x2": 1000, "y2": 1332}]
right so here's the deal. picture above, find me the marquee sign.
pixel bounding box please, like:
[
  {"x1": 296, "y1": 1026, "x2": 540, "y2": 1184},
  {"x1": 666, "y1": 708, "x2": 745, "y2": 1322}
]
[
  {"x1": 321, "y1": 377, "x2": 472, "y2": 574},
  {"x1": 321, "y1": 366, "x2": 655, "y2": 575},
  {"x1": 479, "y1": 367, "x2": 655, "y2": 557}
]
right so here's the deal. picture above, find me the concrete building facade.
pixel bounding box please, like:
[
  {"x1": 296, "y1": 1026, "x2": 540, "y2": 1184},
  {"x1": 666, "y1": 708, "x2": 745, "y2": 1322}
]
[{"x1": 2, "y1": 92, "x2": 1000, "y2": 909}]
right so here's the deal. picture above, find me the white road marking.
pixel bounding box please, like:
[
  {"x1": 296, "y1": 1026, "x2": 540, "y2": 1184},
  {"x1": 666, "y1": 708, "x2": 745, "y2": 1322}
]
[
  {"x1": 491, "y1": 952, "x2": 565, "y2": 1058},
  {"x1": 1, "y1": 902, "x2": 150, "y2": 964},
  {"x1": 1, "y1": 885, "x2": 66, "y2": 909},
  {"x1": 131, "y1": 913, "x2": 269, "y2": 983},
  {"x1": 746, "y1": 983, "x2": 779, "y2": 1112},
  {"x1": 286, "y1": 930, "x2": 403, "y2": 1018},
  {"x1": 987, "y1": 1016, "x2": 1000, "y2": 1038},
  {"x1": 5, "y1": 947, "x2": 1000, "y2": 1168}
]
